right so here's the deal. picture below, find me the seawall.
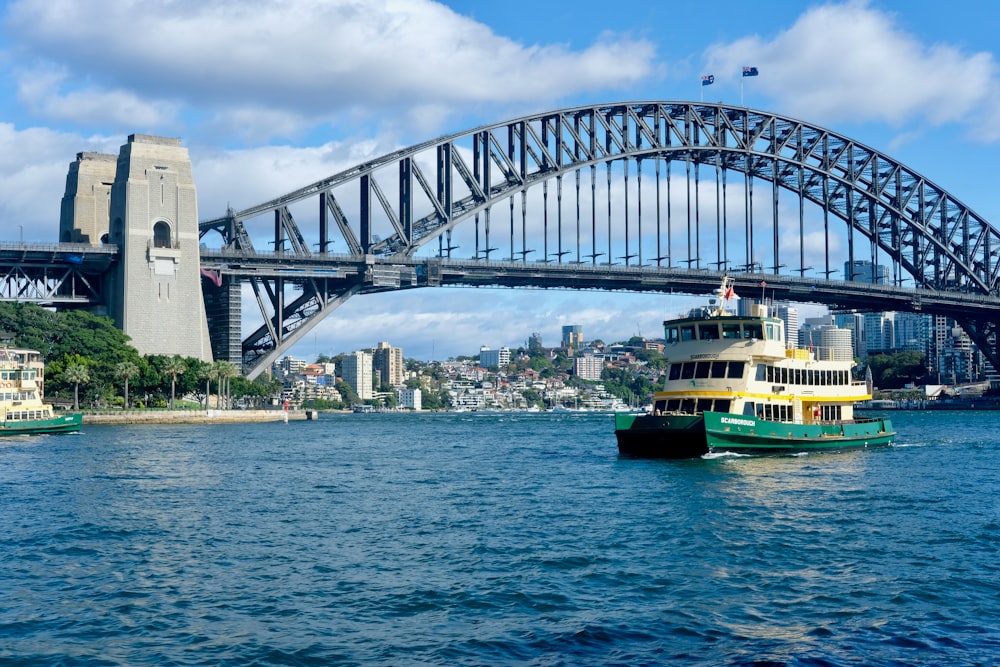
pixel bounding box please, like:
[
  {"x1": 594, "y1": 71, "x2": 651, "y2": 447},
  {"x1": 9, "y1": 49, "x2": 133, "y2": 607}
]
[{"x1": 81, "y1": 409, "x2": 312, "y2": 425}]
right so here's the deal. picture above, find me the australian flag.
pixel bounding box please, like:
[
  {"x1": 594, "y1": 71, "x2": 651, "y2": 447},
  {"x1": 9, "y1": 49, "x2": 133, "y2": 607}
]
[
  {"x1": 742, "y1": 66, "x2": 759, "y2": 77},
  {"x1": 701, "y1": 74, "x2": 715, "y2": 86}
]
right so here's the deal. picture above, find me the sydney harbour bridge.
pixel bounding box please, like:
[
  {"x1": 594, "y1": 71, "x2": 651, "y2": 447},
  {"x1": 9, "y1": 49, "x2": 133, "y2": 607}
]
[{"x1": 4, "y1": 101, "x2": 1000, "y2": 379}]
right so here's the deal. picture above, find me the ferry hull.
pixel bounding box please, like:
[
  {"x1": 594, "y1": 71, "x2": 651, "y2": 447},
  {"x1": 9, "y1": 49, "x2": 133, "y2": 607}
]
[
  {"x1": 615, "y1": 413, "x2": 710, "y2": 458},
  {"x1": 615, "y1": 411, "x2": 894, "y2": 458},
  {"x1": 0, "y1": 413, "x2": 82, "y2": 435}
]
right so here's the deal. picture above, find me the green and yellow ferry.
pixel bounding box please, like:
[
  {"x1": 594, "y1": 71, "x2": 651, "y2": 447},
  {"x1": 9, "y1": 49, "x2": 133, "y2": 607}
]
[
  {"x1": 0, "y1": 348, "x2": 82, "y2": 435},
  {"x1": 615, "y1": 278, "x2": 894, "y2": 458}
]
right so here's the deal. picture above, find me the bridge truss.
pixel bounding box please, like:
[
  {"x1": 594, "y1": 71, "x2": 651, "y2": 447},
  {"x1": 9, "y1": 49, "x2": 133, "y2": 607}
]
[{"x1": 198, "y1": 101, "x2": 1000, "y2": 378}]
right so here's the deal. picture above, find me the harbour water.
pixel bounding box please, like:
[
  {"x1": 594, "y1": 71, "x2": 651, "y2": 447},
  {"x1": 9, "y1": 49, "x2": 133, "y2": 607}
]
[{"x1": 1, "y1": 411, "x2": 998, "y2": 666}]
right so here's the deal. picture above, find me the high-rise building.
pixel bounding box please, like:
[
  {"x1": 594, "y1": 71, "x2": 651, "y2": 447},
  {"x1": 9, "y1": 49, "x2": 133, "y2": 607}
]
[
  {"x1": 341, "y1": 351, "x2": 374, "y2": 400},
  {"x1": 562, "y1": 325, "x2": 583, "y2": 349},
  {"x1": 479, "y1": 346, "x2": 510, "y2": 369},
  {"x1": 844, "y1": 260, "x2": 890, "y2": 284},
  {"x1": 528, "y1": 332, "x2": 543, "y2": 352},
  {"x1": 372, "y1": 341, "x2": 404, "y2": 387},
  {"x1": 574, "y1": 354, "x2": 605, "y2": 380},
  {"x1": 775, "y1": 305, "x2": 799, "y2": 349},
  {"x1": 833, "y1": 312, "x2": 867, "y2": 362},
  {"x1": 864, "y1": 312, "x2": 895, "y2": 355}
]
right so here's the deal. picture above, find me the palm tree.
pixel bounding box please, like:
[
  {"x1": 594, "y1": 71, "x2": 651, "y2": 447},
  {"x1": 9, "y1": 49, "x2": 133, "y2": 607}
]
[
  {"x1": 198, "y1": 363, "x2": 214, "y2": 410},
  {"x1": 114, "y1": 361, "x2": 139, "y2": 409},
  {"x1": 212, "y1": 360, "x2": 239, "y2": 410},
  {"x1": 63, "y1": 363, "x2": 90, "y2": 411},
  {"x1": 162, "y1": 356, "x2": 187, "y2": 409}
]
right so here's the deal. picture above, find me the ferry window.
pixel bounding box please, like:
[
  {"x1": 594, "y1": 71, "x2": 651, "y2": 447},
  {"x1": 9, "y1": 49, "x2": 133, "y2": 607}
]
[
  {"x1": 699, "y1": 324, "x2": 720, "y2": 340},
  {"x1": 681, "y1": 399, "x2": 696, "y2": 413},
  {"x1": 653, "y1": 400, "x2": 667, "y2": 414},
  {"x1": 756, "y1": 404, "x2": 765, "y2": 418},
  {"x1": 743, "y1": 402, "x2": 756, "y2": 416},
  {"x1": 666, "y1": 399, "x2": 681, "y2": 411},
  {"x1": 666, "y1": 327, "x2": 680, "y2": 344},
  {"x1": 696, "y1": 399, "x2": 713, "y2": 413},
  {"x1": 714, "y1": 399, "x2": 731, "y2": 412},
  {"x1": 807, "y1": 370, "x2": 814, "y2": 385},
  {"x1": 681, "y1": 363, "x2": 695, "y2": 380},
  {"x1": 766, "y1": 324, "x2": 776, "y2": 340},
  {"x1": 744, "y1": 323, "x2": 763, "y2": 339},
  {"x1": 756, "y1": 364, "x2": 767, "y2": 381},
  {"x1": 765, "y1": 365, "x2": 774, "y2": 383},
  {"x1": 727, "y1": 362, "x2": 745, "y2": 379},
  {"x1": 722, "y1": 323, "x2": 741, "y2": 339},
  {"x1": 711, "y1": 361, "x2": 727, "y2": 378},
  {"x1": 793, "y1": 369, "x2": 802, "y2": 385},
  {"x1": 669, "y1": 364, "x2": 681, "y2": 380},
  {"x1": 680, "y1": 326, "x2": 696, "y2": 341},
  {"x1": 695, "y1": 362, "x2": 710, "y2": 379}
]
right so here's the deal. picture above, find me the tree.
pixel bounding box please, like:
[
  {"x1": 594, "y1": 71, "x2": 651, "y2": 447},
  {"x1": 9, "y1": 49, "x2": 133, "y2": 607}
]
[
  {"x1": 212, "y1": 361, "x2": 239, "y2": 409},
  {"x1": 63, "y1": 363, "x2": 90, "y2": 410},
  {"x1": 162, "y1": 356, "x2": 187, "y2": 409},
  {"x1": 198, "y1": 363, "x2": 214, "y2": 409},
  {"x1": 114, "y1": 361, "x2": 139, "y2": 409}
]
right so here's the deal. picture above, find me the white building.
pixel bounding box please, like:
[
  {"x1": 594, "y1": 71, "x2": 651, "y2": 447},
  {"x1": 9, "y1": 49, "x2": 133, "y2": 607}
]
[
  {"x1": 341, "y1": 350, "x2": 374, "y2": 400},
  {"x1": 397, "y1": 387, "x2": 422, "y2": 411},
  {"x1": 574, "y1": 354, "x2": 605, "y2": 380},
  {"x1": 775, "y1": 305, "x2": 800, "y2": 350},
  {"x1": 479, "y1": 346, "x2": 511, "y2": 369}
]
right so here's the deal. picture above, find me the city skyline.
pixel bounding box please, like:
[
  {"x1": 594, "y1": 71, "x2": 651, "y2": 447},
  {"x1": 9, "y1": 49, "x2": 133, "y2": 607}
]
[{"x1": 1, "y1": 1, "x2": 998, "y2": 361}]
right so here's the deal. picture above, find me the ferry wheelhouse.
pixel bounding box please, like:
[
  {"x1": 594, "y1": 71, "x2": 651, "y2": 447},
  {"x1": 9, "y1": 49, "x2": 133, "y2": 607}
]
[
  {"x1": 615, "y1": 279, "x2": 894, "y2": 457},
  {"x1": 0, "y1": 348, "x2": 82, "y2": 435}
]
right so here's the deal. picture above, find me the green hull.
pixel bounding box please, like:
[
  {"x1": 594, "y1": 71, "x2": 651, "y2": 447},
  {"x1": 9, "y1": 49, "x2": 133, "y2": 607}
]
[
  {"x1": 0, "y1": 412, "x2": 82, "y2": 435},
  {"x1": 702, "y1": 411, "x2": 894, "y2": 453},
  {"x1": 615, "y1": 411, "x2": 894, "y2": 458}
]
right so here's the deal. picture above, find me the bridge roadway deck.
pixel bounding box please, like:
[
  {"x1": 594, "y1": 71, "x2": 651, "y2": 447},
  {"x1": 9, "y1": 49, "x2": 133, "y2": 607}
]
[
  {"x1": 197, "y1": 249, "x2": 1000, "y2": 320},
  {"x1": 3, "y1": 241, "x2": 997, "y2": 320}
]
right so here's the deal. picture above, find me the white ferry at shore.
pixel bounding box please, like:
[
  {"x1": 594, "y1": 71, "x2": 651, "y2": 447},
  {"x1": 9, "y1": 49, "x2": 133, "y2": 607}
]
[
  {"x1": 0, "y1": 348, "x2": 81, "y2": 435},
  {"x1": 615, "y1": 278, "x2": 894, "y2": 457}
]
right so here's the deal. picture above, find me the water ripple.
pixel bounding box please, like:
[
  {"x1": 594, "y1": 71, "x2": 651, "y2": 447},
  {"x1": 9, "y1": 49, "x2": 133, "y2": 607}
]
[{"x1": 1, "y1": 413, "x2": 998, "y2": 665}]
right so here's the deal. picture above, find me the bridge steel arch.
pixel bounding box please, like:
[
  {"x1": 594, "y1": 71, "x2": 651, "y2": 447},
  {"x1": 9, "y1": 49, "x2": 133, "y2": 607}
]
[{"x1": 199, "y1": 101, "x2": 1000, "y2": 379}]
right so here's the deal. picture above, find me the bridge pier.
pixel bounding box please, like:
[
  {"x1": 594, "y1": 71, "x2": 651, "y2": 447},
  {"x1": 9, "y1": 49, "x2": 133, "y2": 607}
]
[{"x1": 61, "y1": 134, "x2": 213, "y2": 362}]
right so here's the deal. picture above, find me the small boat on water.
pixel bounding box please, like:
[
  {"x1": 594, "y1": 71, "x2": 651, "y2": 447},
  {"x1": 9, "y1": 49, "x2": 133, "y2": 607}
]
[
  {"x1": 0, "y1": 348, "x2": 82, "y2": 435},
  {"x1": 615, "y1": 278, "x2": 894, "y2": 458}
]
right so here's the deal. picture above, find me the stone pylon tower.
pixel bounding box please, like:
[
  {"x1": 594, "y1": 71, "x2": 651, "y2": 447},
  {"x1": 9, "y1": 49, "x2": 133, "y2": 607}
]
[
  {"x1": 104, "y1": 134, "x2": 213, "y2": 361},
  {"x1": 59, "y1": 152, "x2": 117, "y2": 244}
]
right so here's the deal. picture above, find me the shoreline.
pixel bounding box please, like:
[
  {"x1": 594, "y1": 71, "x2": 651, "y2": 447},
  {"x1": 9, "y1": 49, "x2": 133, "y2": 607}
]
[{"x1": 80, "y1": 409, "x2": 313, "y2": 425}]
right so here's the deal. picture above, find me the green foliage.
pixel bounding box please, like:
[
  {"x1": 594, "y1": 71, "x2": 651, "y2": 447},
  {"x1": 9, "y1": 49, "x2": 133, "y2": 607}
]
[
  {"x1": 602, "y1": 365, "x2": 657, "y2": 405},
  {"x1": 336, "y1": 379, "x2": 361, "y2": 406},
  {"x1": 867, "y1": 351, "x2": 928, "y2": 389}
]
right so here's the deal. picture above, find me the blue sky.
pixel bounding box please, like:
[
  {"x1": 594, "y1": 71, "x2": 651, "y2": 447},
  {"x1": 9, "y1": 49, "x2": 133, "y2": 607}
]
[{"x1": 1, "y1": 0, "x2": 998, "y2": 361}]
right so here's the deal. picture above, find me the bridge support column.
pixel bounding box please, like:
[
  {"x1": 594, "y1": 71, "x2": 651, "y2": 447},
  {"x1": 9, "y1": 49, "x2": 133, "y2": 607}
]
[
  {"x1": 203, "y1": 276, "x2": 243, "y2": 365},
  {"x1": 107, "y1": 134, "x2": 213, "y2": 362}
]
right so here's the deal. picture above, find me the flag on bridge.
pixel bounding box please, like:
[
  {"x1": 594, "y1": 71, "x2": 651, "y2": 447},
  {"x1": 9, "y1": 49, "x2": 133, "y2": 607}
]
[
  {"x1": 701, "y1": 74, "x2": 715, "y2": 86},
  {"x1": 742, "y1": 66, "x2": 759, "y2": 77}
]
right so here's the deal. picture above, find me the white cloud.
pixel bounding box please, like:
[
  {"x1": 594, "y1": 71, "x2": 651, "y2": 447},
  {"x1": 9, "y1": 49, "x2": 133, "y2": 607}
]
[
  {"x1": 16, "y1": 67, "x2": 180, "y2": 129},
  {"x1": 284, "y1": 287, "x2": 699, "y2": 362},
  {"x1": 704, "y1": 1, "x2": 997, "y2": 131},
  {"x1": 4, "y1": 0, "x2": 658, "y2": 139},
  {"x1": 0, "y1": 123, "x2": 119, "y2": 241}
]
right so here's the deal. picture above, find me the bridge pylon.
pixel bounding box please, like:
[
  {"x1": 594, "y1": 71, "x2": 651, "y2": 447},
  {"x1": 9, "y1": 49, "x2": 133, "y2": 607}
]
[{"x1": 62, "y1": 134, "x2": 213, "y2": 362}]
